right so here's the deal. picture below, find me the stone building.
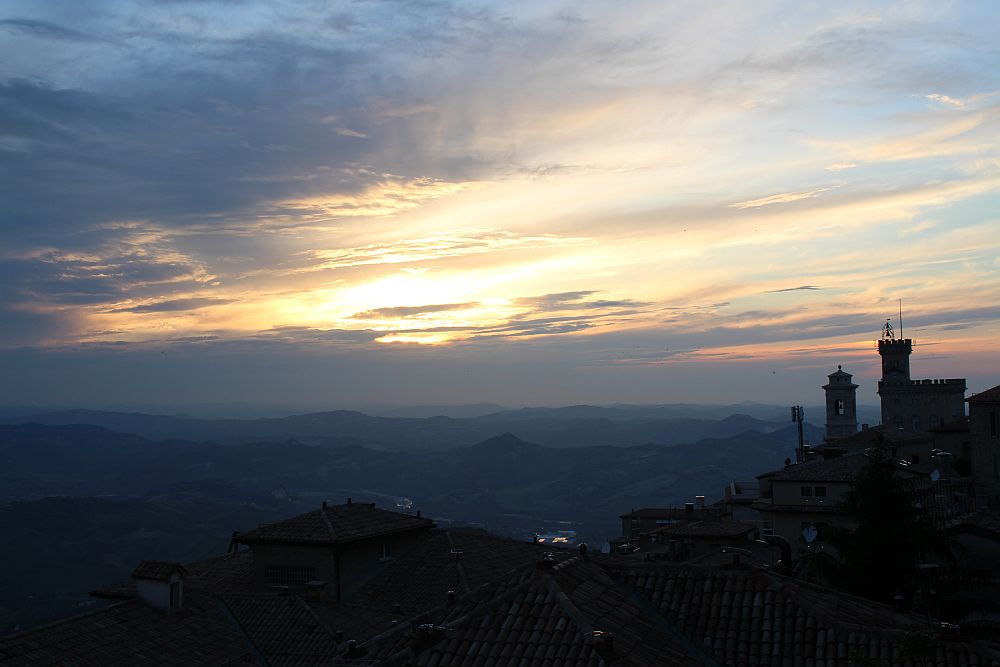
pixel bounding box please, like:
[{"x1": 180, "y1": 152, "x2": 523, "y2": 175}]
[
  {"x1": 877, "y1": 329, "x2": 966, "y2": 432},
  {"x1": 969, "y1": 385, "x2": 1000, "y2": 508}
]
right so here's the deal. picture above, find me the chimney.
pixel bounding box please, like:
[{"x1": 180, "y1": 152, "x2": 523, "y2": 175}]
[
  {"x1": 447, "y1": 590, "x2": 456, "y2": 605},
  {"x1": 416, "y1": 510, "x2": 421, "y2": 518},
  {"x1": 695, "y1": 495, "x2": 705, "y2": 509},
  {"x1": 131, "y1": 561, "x2": 187, "y2": 614},
  {"x1": 536, "y1": 553, "x2": 557, "y2": 570},
  {"x1": 347, "y1": 497, "x2": 352, "y2": 506},
  {"x1": 592, "y1": 630, "x2": 615, "y2": 654},
  {"x1": 579, "y1": 543, "x2": 588, "y2": 558},
  {"x1": 684, "y1": 502, "x2": 694, "y2": 514},
  {"x1": 862, "y1": 423, "x2": 870, "y2": 430},
  {"x1": 322, "y1": 500, "x2": 327, "y2": 509}
]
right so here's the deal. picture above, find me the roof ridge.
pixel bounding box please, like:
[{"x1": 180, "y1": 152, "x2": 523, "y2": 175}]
[
  {"x1": 318, "y1": 505, "x2": 337, "y2": 542},
  {"x1": 444, "y1": 531, "x2": 472, "y2": 594},
  {"x1": 0, "y1": 599, "x2": 136, "y2": 641},
  {"x1": 539, "y1": 569, "x2": 595, "y2": 639},
  {"x1": 609, "y1": 571, "x2": 723, "y2": 667},
  {"x1": 214, "y1": 595, "x2": 268, "y2": 666}
]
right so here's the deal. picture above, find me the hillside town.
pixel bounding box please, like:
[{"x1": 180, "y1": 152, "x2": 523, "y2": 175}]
[{"x1": 2, "y1": 322, "x2": 1000, "y2": 665}]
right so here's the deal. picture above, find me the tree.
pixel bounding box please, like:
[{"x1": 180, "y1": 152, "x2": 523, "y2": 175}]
[{"x1": 830, "y1": 437, "x2": 948, "y2": 603}]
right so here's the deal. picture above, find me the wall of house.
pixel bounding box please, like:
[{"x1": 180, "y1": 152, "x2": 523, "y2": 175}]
[
  {"x1": 770, "y1": 480, "x2": 849, "y2": 507},
  {"x1": 249, "y1": 529, "x2": 429, "y2": 599},
  {"x1": 337, "y1": 530, "x2": 427, "y2": 600},
  {"x1": 970, "y1": 400, "x2": 1000, "y2": 507},
  {"x1": 765, "y1": 511, "x2": 852, "y2": 558},
  {"x1": 135, "y1": 573, "x2": 183, "y2": 613}
]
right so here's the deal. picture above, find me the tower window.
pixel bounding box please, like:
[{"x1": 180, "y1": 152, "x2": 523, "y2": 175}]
[{"x1": 834, "y1": 399, "x2": 845, "y2": 416}]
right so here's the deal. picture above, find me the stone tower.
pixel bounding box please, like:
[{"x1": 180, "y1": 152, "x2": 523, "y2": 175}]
[
  {"x1": 823, "y1": 365, "x2": 858, "y2": 441},
  {"x1": 877, "y1": 319, "x2": 912, "y2": 381}
]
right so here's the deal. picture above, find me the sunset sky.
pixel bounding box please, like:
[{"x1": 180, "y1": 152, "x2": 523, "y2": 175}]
[{"x1": 2, "y1": 1, "x2": 999, "y2": 411}]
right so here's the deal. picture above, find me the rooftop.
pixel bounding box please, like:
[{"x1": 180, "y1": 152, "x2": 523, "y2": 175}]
[
  {"x1": 759, "y1": 451, "x2": 873, "y2": 483},
  {"x1": 649, "y1": 520, "x2": 757, "y2": 539},
  {"x1": 968, "y1": 385, "x2": 1000, "y2": 404},
  {"x1": 234, "y1": 501, "x2": 435, "y2": 547},
  {"x1": 131, "y1": 560, "x2": 187, "y2": 582}
]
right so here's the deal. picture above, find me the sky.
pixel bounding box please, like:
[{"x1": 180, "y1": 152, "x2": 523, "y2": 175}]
[{"x1": 2, "y1": 1, "x2": 1000, "y2": 411}]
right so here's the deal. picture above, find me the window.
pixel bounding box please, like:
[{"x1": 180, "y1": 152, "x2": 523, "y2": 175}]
[
  {"x1": 265, "y1": 564, "x2": 316, "y2": 587},
  {"x1": 814, "y1": 486, "x2": 827, "y2": 497},
  {"x1": 991, "y1": 412, "x2": 999, "y2": 438},
  {"x1": 834, "y1": 399, "x2": 845, "y2": 416},
  {"x1": 800, "y1": 486, "x2": 813, "y2": 497},
  {"x1": 929, "y1": 415, "x2": 940, "y2": 429},
  {"x1": 380, "y1": 543, "x2": 393, "y2": 560},
  {"x1": 912, "y1": 416, "x2": 921, "y2": 431},
  {"x1": 893, "y1": 416, "x2": 903, "y2": 429}
]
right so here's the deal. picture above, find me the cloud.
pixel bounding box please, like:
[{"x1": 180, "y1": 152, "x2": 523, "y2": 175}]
[
  {"x1": 730, "y1": 188, "x2": 831, "y2": 210},
  {"x1": 825, "y1": 163, "x2": 856, "y2": 171},
  {"x1": 332, "y1": 127, "x2": 368, "y2": 138},
  {"x1": 765, "y1": 285, "x2": 823, "y2": 293},
  {"x1": 0, "y1": 18, "x2": 108, "y2": 43},
  {"x1": 351, "y1": 302, "x2": 478, "y2": 319},
  {"x1": 304, "y1": 229, "x2": 593, "y2": 271},
  {"x1": 110, "y1": 297, "x2": 236, "y2": 314},
  {"x1": 925, "y1": 92, "x2": 996, "y2": 109}
]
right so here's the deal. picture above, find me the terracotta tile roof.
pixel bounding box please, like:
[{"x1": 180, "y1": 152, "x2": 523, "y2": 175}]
[
  {"x1": 968, "y1": 385, "x2": 1000, "y2": 403},
  {"x1": 0, "y1": 591, "x2": 260, "y2": 665},
  {"x1": 650, "y1": 520, "x2": 757, "y2": 539},
  {"x1": 222, "y1": 594, "x2": 340, "y2": 667},
  {"x1": 92, "y1": 550, "x2": 256, "y2": 599},
  {"x1": 822, "y1": 425, "x2": 932, "y2": 449},
  {"x1": 760, "y1": 452, "x2": 872, "y2": 482},
  {"x1": 132, "y1": 560, "x2": 188, "y2": 581},
  {"x1": 615, "y1": 563, "x2": 1000, "y2": 667},
  {"x1": 621, "y1": 507, "x2": 724, "y2": 520},
  {"x1": 368, "y1": 557, "x2": 701, "y2": 666},
  {"x1": 235, "y1": 503, "x2": 434, "y2": 546},
  {"x1": 347, "y1": 528, "x2": 559, "y2": 616}
]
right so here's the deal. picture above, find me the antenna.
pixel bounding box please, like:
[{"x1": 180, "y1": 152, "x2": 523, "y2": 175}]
[{"x1": 899, "y1": 299, "x2": 903, "y2": 339}]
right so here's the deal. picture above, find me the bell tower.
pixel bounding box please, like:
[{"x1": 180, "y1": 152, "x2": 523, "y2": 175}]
[
  {"x1": 877, "y1": 318, "x2": 911, "y2": 381},
  {"x1": 823, "y1": 365, "x2": 858, "y2": 441}
]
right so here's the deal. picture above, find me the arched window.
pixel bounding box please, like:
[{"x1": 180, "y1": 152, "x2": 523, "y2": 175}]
[
  {"x1": 912, "y1": 415, "x2": 921, "y2": 431},
  {"x1": 834, "y1": 399, "x2": 845, "y2": 416},
  {"x1": 929, "y1": 415, "x2": 940, "y2": 429},
  {"x1": 893, "y1": 416, "x2": 903, "y2": 429}
]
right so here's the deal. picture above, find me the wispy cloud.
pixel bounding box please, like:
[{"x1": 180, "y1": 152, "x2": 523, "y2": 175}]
[
  {"x1": 765, "y1": 285, "x2": 823, "y2": 293},
  {"x1": 351, "y1": 302, "x2": 478, "y2": 319},
  {"x1": 730, "y1": 188, "x2": 831, "y2": 210},
  {"x1": 305, "y1": 229, "x2": 593, "y2": 271}
]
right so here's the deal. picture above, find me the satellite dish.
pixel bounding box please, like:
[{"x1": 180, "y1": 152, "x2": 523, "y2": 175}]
[
  {"x1": 802, "y1": 524, "x2": 818, "y2": 544},
  {"x1": 930, "y1": 469, "x2": 941, "y2": 482}
]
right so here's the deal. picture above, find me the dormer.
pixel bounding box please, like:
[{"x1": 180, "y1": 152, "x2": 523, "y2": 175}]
[{"x1": 131, "y1": 560, "x2": 187, "y2": 613}]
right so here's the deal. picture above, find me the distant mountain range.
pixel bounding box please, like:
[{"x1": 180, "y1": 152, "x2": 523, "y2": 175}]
[
  {"x1": 0, "y1": 406, "x2": 829, "y2": 632},
  {"x1": 1, "y1": 404, "x2": 842, "y2": 450}
]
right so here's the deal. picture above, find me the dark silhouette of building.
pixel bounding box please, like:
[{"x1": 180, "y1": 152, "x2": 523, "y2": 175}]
[
  {"x1": 969, "y1": 385, "x2": 1000, "y2": 508},
  {"x1": 824, "y1": 365, "x2": 859, "y2": 440},
  {"x1": 877, "y1": 326, "x2": 966, "y2": 432}
]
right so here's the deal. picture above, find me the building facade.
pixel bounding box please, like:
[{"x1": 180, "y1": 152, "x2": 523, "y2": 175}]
[{"x1": 877, "y1": 333, "x2": 966, "y2": 432}]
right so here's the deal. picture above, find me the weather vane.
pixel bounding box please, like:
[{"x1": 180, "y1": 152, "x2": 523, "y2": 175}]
[{"x1": 881, "y1": 318, "x2": 894, "y2": 340}]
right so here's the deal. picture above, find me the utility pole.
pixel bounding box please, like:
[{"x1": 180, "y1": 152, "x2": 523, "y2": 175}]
[{"x1": 790, "y1": 405, "x2": 805, "y2": 463}]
